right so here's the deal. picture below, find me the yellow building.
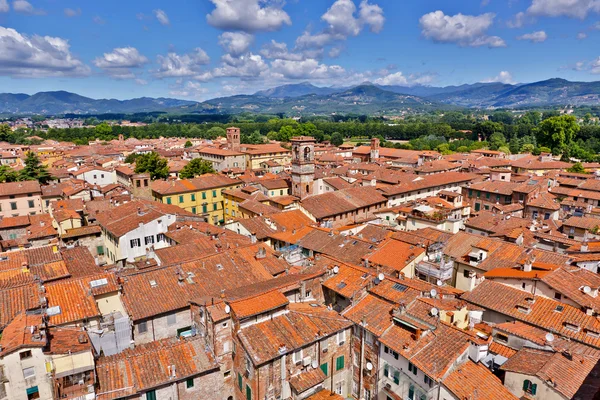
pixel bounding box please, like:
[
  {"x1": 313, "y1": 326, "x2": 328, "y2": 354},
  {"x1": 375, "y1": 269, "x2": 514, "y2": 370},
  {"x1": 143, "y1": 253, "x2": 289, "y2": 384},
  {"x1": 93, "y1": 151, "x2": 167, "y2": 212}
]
[
  {"x1": 241, "y1": 143, "x2": 291, "y2": 170},
  {"x1": 222, "y1": 186, "x2": 271, "y2": 222},
  {"x1": 152, "y1": 174, "x2": 241, "y2": 225}
]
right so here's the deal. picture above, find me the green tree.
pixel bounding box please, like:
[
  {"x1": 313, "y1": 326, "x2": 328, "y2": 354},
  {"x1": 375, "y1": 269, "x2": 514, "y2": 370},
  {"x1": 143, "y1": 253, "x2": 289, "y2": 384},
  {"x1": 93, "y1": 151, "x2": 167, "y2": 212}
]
[
  {"x1": 206, "y1": 126, "x2": 226, "y2": 139},
  {"x1": 498, "y1": 146, "x2": 510, "y2": 154},
  {"x1": 125, "y1": 153, "x2": 141, "y2": 164},
  {"x1": 0, "y1": 124, "x2": 11, "y2": 142},
  {"x1": 20, "y1": 152, "x2": 52, "y2": 184},
  {"x1": 0, "y1": 165, "x2": 18, "y2": 183},
  {"x1": 184, "y1": 140, "x2": 193, "y2": 148},
  {"x1": 536, "y1": 115, "x2": 580, "y2": 154},
  {"x1": 179, "y1": 158, "x2": 215, "y2": 179},
  {"x1": 567, "y1": 162, "x2": 587, "y2": 174},
  {"x1": 134, "y1": 152, "x2": 169, "y2": 180},
  {"x1": 95, "y1": 122, "x2": 113, "y2": 136},
  {"x1": 521, "y1": 143, "x2": 535, "y2": 153},
  {"x1": 489, "y1": 132, "x2": 507, "y2": 150},
  {"x1": 331, "y1": 132, "x2": 344, "y2": 146}
]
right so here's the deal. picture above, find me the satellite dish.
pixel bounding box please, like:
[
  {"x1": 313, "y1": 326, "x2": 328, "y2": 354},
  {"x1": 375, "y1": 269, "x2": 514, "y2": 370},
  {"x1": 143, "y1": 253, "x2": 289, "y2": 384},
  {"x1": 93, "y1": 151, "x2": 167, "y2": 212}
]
[
  {"x1": 333, "y1": 266, "x2": 339, "y2": 274},
  {"x1": 378, "y1": 273, "x2": 385, "y2": 281},
  {"x1": 366, "y1": 362, "x2": 373, "y2": 371},
  {"x1": 584, "y1": 286, "x2": 592, "y2": 294},
  {"x1": 430, "y1": 307, "x2": 439, "y2": 317},
  {"x1": 225, "y1": 304, "x2": 231, "y2": 314},
  {"x1": 311, "y1": 359, "x2": 319, "y2": 369},
  {"x1": 430, "y1": 289, "x2": 437, "y2": 298},
  {"x1": 545, "y1": 332, "x2": 555, "y2": 343},
  {"x1": 436, "y1": 280, "x2": 443, "y2": 287}
]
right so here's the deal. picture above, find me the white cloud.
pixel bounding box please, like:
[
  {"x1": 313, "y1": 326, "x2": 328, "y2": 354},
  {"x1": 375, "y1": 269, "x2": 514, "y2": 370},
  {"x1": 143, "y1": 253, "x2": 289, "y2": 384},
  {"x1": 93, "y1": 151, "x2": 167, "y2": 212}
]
[
  {"x1": 259, "y1": 40, "x2": 323, "y2": 61},
  {"x1": 527, "y1": 0, "x2": 600, "y2": 19},
  {"x1": 296, "y1": 0, "x2": 385, "y2": 49},
  {"x1": 93, "y1": 47, "x2": 149, "y2": 79},
  {"x1": 155, "y1": 48, "x2": 210, "y2": 78},
  {"x1": 329, "y1": 46, "x2": 343, "y2": 58},
  {"x1": 154, "y1": 9, "x2": 170, "y2": 26},
  {"x1": 218, "y1": 32, "x2": 254, "y2": 57},
  {"x1": 0, "y1": 0, "x2": 9, "y2": 12},
  {"x1": 0, "y1": 26, "x2": 90, "y2": 77},
  {"x1": 517, "y1": 30, "x2": 547, "y2": 42},
  {"x1": 270, "y1": 58, "x2": 346, "y2": 80},
  {"x1": 64, "y1": 8, "x2": 81, "y2": 17},
  {"x1": 507, "y1": 11, "x2": 528, "y2": 28},
  {"x1": 135, "y1": 78, "x2": 148, "y2": 85},
  {"x1": 419, "y1": 11, "x2": 506, "y2": 48},
  {"x1": 577, "y1": 32, "x2": 588, "y2": 39},
  {"x1": 591, "y1": 57, "x2": 600, "y2": 74},
  {"x1": 213, "y1": 53, "x2": 268, "y2": 78},
  {"x1": 13, "y1": 0, "x2": 45, "y2": 15},
  {"x1": 483, "y1": 71, "x2": 515, "y2": 84},
  {"x1": 574, "y1": 61, "x2": 585, "y2": 70},
  {"x1": 169, "y1": 81, "x2": 208, "y2": 98},
  {"x1": 206, "y1": 0, "x2": 291, "y2": 33},
  {"x1": 374, "y1": 71, "x2": 436, "y2": 86}
]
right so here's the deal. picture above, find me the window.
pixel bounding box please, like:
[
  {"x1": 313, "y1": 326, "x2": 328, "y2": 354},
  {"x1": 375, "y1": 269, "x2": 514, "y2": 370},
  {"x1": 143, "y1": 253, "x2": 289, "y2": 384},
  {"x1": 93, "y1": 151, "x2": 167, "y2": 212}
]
[
  {"x1": 337, "y1": 330, "x2": 345, "y2": 345},
  {"x1": 336, "y1": 355, "x2": 344, "y2": 371},
  {"x1": 238, "y1": 373, "x2": 243, "y2": 390},
  {"x1": 186, "y1": 378, "x2": 194, "y2": 389},
  {"x1": 393, "y1": 369, "x2": 400, "y2": 385},
  {"x1": 179, "y1": 195, "x2": 184, "y2": 203},
  {"x1": 26, "y1": 386, "x2": 39, "y2": 400},
  {"x1": 213, "y1": 203, "x2": 218, "y2": 211},
  {"x1": 146, "y1": 390, "x2": 156, "y2": 400},
  {"x1": 320, "y1": 362, "x2": 328, "y2": 376},
  {"x1": 335, "y1": 381, "x2": 344, "y2": 395},
  {"x1": 20, "y1": 350, "x2": 32, "y2": 360},
  {"x1": 101, "y1": 174, "x2": 105, "y2": 178},
  {"x1": 202, "y1": 204, "x2": 207, "y2": 213},
  {"x1": 166, "y1": 197, "x2": 172, "y2": 205},
  {"x1": 523, "y1": 380, "x2": 537, "y2": 395},
  {"x1": 144, "y1": 236, "x2": 155, "y2": 245},
  {"x1": 97, "y1": 246, "x2": 104, "y2": 255},
  {"x1": 522, "y1": 282, "x2": 526, "y2": 289},
  {"x1": 245, "y1": 356, "x2": 252, "y2": 374},
  {"x1": 554, "y1": 292, "x2": 562, "y2": 300},
  {"x1": 384, "y1": 363, "x2": 389, "y2": 377},
  {"x1": 408, "y1": 362, "x2": 417, "y2": 375},
  {"x1": 23, "y1": 366, "x2": 35, "y2": 379},
  {"x1": 364, "y1": 388, "x2": 371, "y2": 400},
  {"x1": 463, "y1": 269, "x2": 470, "y2": 278},
  {"x1": 10, "y1": 202, "x2": 17, "y2": 210},
  {"x1": 424, "y1": 375, "x2": 434, "y2": 387},
  {"x1": 156, "y1": 233, "x2": 165, "y2": 242},
  {"x1": 28, "y1": 200, "x2": 34, "y2": 208},
  {"x1": 213, "y1": 190, "x2": 217, "y2": 197},
  {"x1": 167, "y1": 313, "x2": 177, "y2": 326},
  {"x1": 293, "y1": 349, "x2": 303, "y2": 364},
  {"x1": 246, "y1": 384, "x2": 252, "y2": 400},
  {"x1": 191, "y1": 193, "x2": 196, "y2": 201},
  {"x1": 138, "y1": 321, "x2": 148, "y2": 333},
  {"x1": 130, "y1": 238, "x2": 141, "y2": 248},
  {"x1": 202, "y1": 192, "x2": 206, "y2": 200},
  {"x1": 321, "y1": 338, "x2": 328, "y2": 352},
  {"x1": 192, "y1": 207, "x2": 196, "y2": 214}
]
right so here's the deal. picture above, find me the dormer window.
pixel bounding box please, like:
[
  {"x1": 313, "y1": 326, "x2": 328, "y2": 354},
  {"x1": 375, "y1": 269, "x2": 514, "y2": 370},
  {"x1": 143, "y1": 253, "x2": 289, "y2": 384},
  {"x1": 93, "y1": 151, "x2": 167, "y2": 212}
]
[{"x1": 564, "y1": 322, "x2": 580, "y2": 332}]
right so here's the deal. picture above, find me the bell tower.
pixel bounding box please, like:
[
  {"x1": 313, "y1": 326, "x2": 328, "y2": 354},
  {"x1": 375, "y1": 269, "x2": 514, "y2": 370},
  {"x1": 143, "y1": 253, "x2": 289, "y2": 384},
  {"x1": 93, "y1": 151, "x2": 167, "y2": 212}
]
[
  {"x1": 291, "y1": 136, "x2": 315, "y2": 200},
  {"x1": 370, "y1": 137, "x2": 380, "y2": 161},
  {"x1": 226, "y1": 126, "x2": 241, "y2": 151}
]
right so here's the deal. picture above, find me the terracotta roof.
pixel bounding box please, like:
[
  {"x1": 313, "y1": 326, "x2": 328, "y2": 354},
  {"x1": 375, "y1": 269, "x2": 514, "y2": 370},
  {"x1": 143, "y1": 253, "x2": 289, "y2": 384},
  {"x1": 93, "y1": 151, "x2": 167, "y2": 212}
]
[
  {"x1": 301, "y1": 187, "x2": 387, "y2": 219},
  {"x1": 342, "y1": 294, "x2": 394, "y2": 336},
  {"x1": 61, "y1": 225, "x2": 102, "y2": 239},
  {"x1": 0, "y1": 313, "x2": 45, "y2": 356},
  {"x1": 0, "y1": 180, "x2": 41, "y2": 196},
  {"x1": 96, "y1": 337, "x2": 219, "y2": 400},
  {"x1": 289, "y1": 367, "x2": 327, "y2": 394},
  {"x1": 151, "y1": 174, "x2": 239, "y2": 195},
  {"x1": 0, "y1": 284, "x2": 40, "y2": 329},
  {"x1": 489, "y1": 341, "x2": 517, "y2": 358},
  {"x1": 364, "y1": 238, "x2": 425, "y2": 272},
  {"x1": 501, "y1": 348, "x2": 600, "y2": 399},
  {"x1": 305, "y1": 390, "x2": 344, "y2": 400},
  {"x1": 443, "y1": 360, "x2": 518, "y2": 400},
  {"x1": 229, "y1": 290, "x2": 289, "y2": 319},
  {"x1": 563, "y1": 216, "x2": 600, "y2": 231},
  {"x1": 238, "y1": 303, "x2": 352, "y2": 366}
]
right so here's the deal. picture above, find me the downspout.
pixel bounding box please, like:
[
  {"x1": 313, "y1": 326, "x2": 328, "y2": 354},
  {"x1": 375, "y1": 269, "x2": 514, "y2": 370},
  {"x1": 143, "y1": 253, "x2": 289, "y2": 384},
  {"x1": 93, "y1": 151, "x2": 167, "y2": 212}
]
[{"x1": 359, "y1": 320, "x2": 366, "y2": 399}]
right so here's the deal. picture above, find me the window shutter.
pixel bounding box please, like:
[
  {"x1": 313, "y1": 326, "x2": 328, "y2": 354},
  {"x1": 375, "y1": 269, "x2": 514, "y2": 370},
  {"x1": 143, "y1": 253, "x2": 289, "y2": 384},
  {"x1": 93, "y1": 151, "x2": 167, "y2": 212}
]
[
  {"x1": 522, "y1": 380, "x2": 530, "y2": 391},
  {"x1": 238, "y1": 373, "x2": 242, "y2": 390},
  {"x1": 320, "y1": 363, "x2": 328, "y2": 376},
  {"x1": 531, "y1": 383, "x2": 537, "y2": 395},
  {"x1": 336, "y1": 355, "x2": 345, "y2": 370}
]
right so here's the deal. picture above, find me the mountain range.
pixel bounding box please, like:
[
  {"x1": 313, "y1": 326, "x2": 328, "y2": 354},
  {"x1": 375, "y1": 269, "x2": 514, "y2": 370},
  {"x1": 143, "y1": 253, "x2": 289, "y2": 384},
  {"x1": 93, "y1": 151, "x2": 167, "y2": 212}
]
[{"x1": 2, "y1": 78, "x2": 600, "y2": 116}]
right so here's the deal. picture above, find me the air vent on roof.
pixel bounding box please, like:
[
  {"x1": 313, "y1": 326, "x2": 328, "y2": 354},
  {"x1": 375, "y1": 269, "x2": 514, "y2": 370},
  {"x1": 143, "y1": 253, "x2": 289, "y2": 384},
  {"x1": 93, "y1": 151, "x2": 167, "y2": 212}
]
[
  {"x1": 216, "y1": 263, "x2": 224, "y2": 270},
  {"x1": 46, "y1": 306, "x2": 61, "y2": 316},
  {"x1": 90, "y1": 278, "x2": 108, "y2": 288},
  {"x1": 337, "y1": 282, "x2": 347, "y2": 290},
  {"x1": 361, "y1": 273, "x2": 368, "y2": 279},
  {"x1": 555, "y1": 305, "x2": 564, "y2": 312},
  {"x1": 392, "y1": 283, "x2": 408, "y2": 292},
  {"x1": 149, "y1": 280, "x2": 157, "y2": 288}
]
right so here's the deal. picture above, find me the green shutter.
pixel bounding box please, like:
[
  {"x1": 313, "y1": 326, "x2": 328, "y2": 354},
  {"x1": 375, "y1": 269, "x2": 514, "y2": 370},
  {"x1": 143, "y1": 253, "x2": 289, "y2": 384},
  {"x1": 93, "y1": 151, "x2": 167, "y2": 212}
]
[
  {"x1": 146, "y1": 390, "x2": 157, "y2": 400},
  {"x1": 191, "y1": 194, "x2": 196, "y2": 201},
  {"x1": 213, "y1": 203, "x2": 218, "y2": 211},
  {"x1": 238, "y1": 373, "x2": 243, "y2": 390},
  {"x1": 523, "y1": 380, "x2": 530, "y2": 391},
  {"x1": 96, "y1": 246, "x2": 104, "y2": 255},
  {"x1": 336, "y1": 355, "x2": 344, "y2": 371},
  {"x1": 166, "y1": 197, "x2": 171, "y2": 204},
  {"x1": 202, "y1": 204, "x2": 207, "y2": 213},
  {"x1": 531, "y1": 383, "x2": 537, "y2": 395},
  {"x1": 202, "y1": 192, "x2": 206, "y2": 199},
  {"x1": 474, "y1": 203, "x2": 480, "y2": 211},
  {"x1": 393, "y1": 370, "x2": 400, "y2": 384},
  {"x1": 186, "y1": 378, "x2": 194, "y2": 389},
  {"x1": 179, "y1": 195, "x2": 184, "y2": 203},
  {"x1": 192, "y1": 207, "x2": 196, "y2": 214},
  {"x1": 383, "y1": 363, "x2": 389, "y2": 377},
  {"x1": 213, "y1": 190, "x2": 217, "y2": 197},
  {"x1": 246, "y1": 384, "x2": 252, "y2": 400},
  {"x1": 320, "y1": 362, "x2": 328, "y2": 376}
]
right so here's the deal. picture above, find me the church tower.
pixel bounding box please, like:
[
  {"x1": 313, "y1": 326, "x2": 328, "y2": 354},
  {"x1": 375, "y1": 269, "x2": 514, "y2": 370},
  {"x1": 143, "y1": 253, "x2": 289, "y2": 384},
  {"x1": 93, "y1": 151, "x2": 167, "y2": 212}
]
[
  {"x1": 291, "y1": 136, "x2": 315, "y2": 200},
  {"x1": 226, "y1": 126, "x2": 241, "y2": 151}
]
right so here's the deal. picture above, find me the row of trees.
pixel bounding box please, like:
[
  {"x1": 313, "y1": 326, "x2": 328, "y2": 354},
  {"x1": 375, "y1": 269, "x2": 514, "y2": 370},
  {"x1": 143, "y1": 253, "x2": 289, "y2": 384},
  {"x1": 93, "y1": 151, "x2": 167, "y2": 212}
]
[{"x1": 132, "y1": 152, "x2": 214, "y2": 180}]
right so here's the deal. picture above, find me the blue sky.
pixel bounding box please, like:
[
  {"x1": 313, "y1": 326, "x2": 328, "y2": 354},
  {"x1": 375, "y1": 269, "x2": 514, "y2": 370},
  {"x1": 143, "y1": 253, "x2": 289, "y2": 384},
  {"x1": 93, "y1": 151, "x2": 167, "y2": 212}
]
[{"x1": 0, "y1": 0, "x2": 599, "y2": 100}]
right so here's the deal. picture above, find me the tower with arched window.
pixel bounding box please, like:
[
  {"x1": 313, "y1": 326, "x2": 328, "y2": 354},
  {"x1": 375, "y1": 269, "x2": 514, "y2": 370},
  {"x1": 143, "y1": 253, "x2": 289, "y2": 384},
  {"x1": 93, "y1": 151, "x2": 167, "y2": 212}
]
[{"x1": 290, "y1": 136, "x2": 315, "y2": 200}]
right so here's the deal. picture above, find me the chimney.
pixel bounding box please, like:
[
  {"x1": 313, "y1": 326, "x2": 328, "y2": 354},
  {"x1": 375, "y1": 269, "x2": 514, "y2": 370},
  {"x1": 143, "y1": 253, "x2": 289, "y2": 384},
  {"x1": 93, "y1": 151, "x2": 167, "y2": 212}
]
[
  {"x1": 581, "y1": 240, "x2": 589, "y2": 253},
  {"x1": 523, "y1": 255, "x2": 535, "y2": 272},
  {"x1": 250, "y1": 232, "x2": 257, "y2": 244}
]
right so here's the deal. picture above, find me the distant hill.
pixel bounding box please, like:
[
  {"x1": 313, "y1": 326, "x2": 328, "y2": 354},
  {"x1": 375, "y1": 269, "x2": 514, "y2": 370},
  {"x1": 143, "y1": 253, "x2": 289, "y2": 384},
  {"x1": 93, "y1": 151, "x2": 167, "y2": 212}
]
[{"x1": 3, "y1": 78, "x2": 600, "y2": 116}]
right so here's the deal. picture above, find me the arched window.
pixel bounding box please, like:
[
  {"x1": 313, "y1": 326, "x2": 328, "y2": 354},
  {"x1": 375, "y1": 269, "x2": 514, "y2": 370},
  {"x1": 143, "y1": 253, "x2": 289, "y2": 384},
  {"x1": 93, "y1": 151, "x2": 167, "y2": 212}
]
[{"x1": 304, "y1": 146, "x2": 311, "y2": 161}]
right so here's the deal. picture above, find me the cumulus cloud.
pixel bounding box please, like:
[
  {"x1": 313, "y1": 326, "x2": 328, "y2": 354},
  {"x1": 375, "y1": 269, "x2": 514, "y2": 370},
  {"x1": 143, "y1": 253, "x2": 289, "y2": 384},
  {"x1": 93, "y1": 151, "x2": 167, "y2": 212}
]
[
  {"x1": 64, "y1": 8, "x2": 81, "y2": 17},
  {"x1": 259, "y1": 40, "x2": 323, "y2": 61},
  {"x1": 155, "y1": 48, "x2": 210, "y2": 78},
  {"x1": 213, "y1": 53, "x2": 268, "y2": 78},
  {"x1": 507, "y1": 11, "x2": 529, "y2": 28},
  {"x1": 154, "y1": 9, "x2": 170, "y2": 26},
  {"x1": 419, "y1": 11, "x2": 506, "y2": 48},
  {"x1": 483, "y1": 71, "x2": 515, "y2": 84},
  {"x1": 270, "y1": 58, "x2": 346, "y2": 80},
  {"x1": 374, "y1": 71, "x2": 435, "y2": 86},
  {"x1": 577, "y1": 32, "x2": 588, "y2": 39},
  {"x1": 0, "y1": 26, "x2": 90, "y2": 77},
  {"x1": 527, "y1": 0, "x2": 600, "y2": 19},
  {"x1": 13, "y1": 0, "x2": 45, "y2": 15},
  {"x1": 517, "y1": 30, "x2": 547, "y2": 42},
  {"x1": 93, "y1": 47, "x2": 149, "y2": 79},
  {"x1": 296, "y1": 0, "x2": 385, "y2": 49},
  {"x1": 206, "y1": 0, "x2": 291, "y2": 33},
  {"x1": 218, "y1": 32, "x2": 254, "y2": 57},
  {"x1": 169, "y1": 81, "x2": 208, "y2": 98},
  {"x1": 0, "y1": 0, "x2": 9, "y2": 12}
]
